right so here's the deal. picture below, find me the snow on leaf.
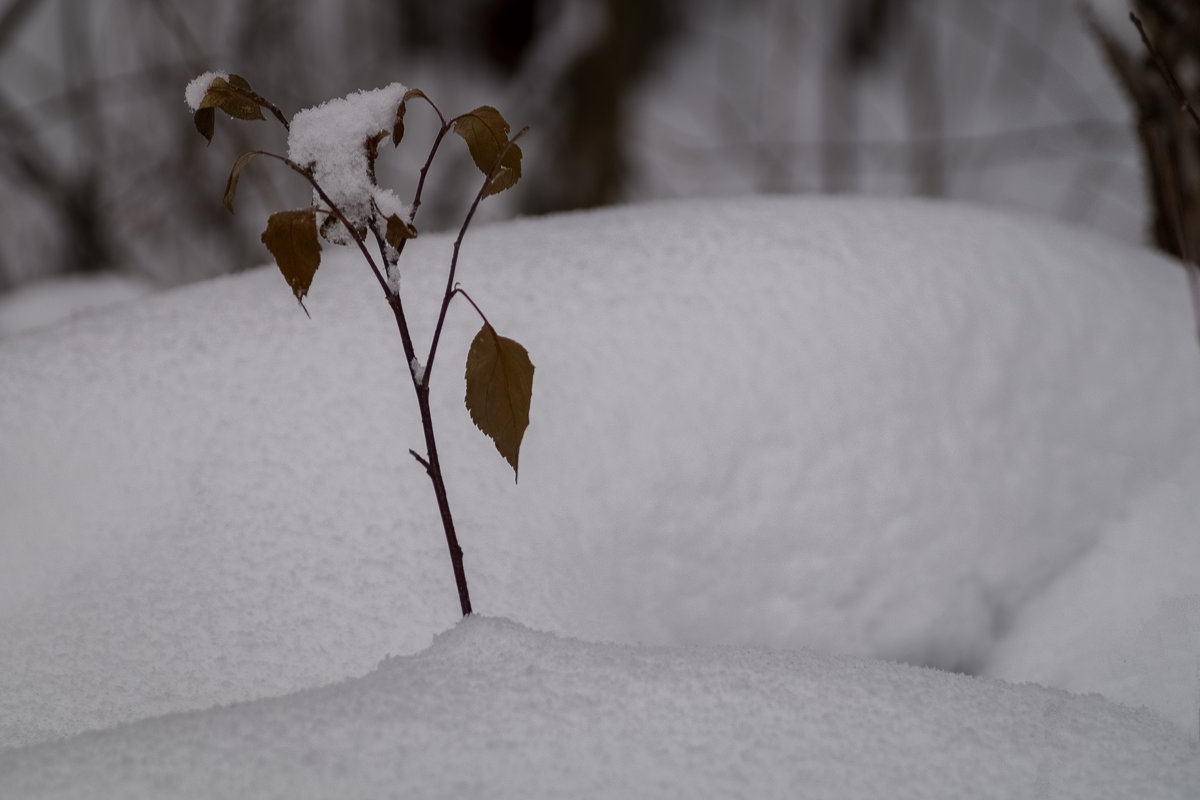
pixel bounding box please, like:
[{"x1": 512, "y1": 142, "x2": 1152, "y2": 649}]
[
  {"x1": 464, "y1": 323, "x2": 534, "y2": 479},
  {"x1": 185, "y1": 71, "x2": 228, "y2": 111},
  {"x1": 261, "y1": 209, "x2": 321, "y2": 314},
  {"x1": 287, "y1": 83, "x2": 409, "y2": 242},
  {"x1": 197, "y1": 74, "x2": 264, "y2": 122},
  {"x1": 189, "y1": 73, "x2": 262, "y2": 143}
]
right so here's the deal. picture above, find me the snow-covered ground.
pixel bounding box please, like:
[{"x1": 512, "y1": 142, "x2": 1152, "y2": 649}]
[
  {"x1": 1, "y1": 196, "x2": 1197, "y2": 796},
  {"x1": 0, "y1": 273, "x2": 153, "y2": 340}
]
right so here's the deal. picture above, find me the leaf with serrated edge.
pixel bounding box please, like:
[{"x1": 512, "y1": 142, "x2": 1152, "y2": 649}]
[
  {"x1": 199, "y1": 76, "x2": 264, "y2": 122},
  {"x1": 484, "y1": 141, "x2": 522, "y2": 198},
  {"x1": 223, "y1": 151, "x2": 261, "y2": 213},
  {"x1": 261, "y1": 209, "x2": 321, "y2": 311},
  {"x1": 464, "y1": 323, "x2": 534, "y2": 479},
  {"x1": 452, "y1": 106, "x2": 523, "y2": 196}
]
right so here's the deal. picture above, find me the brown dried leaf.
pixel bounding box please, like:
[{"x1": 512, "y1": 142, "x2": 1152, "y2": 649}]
[
  {"x1": 464, "y1": 323, "x2": 534, "y2": 479},
  {"x1": 385, "y1": 214, "x2": 418, "y2": 247},
  {"x1": 261, "y1": 209, "x2": 321, "y2": 313},
  {"x1": 452, "y1": 106, "x2": 523, "y2": 197},
  {"x1": 198, "y1": 75, "x2": 265, "y2": 122},
  {"x1": 194, "y1": 107, "x2": 216, "y2": 142},
  {"x1": 393, "y1": 88, "x2": 429, "y2": 147}
]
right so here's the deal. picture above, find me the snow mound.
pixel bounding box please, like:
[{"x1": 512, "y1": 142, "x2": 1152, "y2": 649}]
[
  {"x1": 0, "y1": 617, "x2": 1195, "y2": 800},
  {"x1": 987, "y1": 449, "x2": 1200, "y2": 735},
  {"x1": 0, "y1": 272, "x2": 153, "y2": 339},
  {"x1": 2, "y1": 196, "x2": 1199, "y2": 750}
]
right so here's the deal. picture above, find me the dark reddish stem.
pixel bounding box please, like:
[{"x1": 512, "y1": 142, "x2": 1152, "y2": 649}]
[{"x1": 423, "y1": 127, "x2": 529, "y2": 386}]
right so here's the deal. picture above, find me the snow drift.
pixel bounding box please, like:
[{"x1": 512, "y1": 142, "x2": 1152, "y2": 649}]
[
  {"x1": 2, "y1": 196, "x2": 1198, "y2": 754},
  {"x1": 1, "y1": 616, "x2": 1195, "y2": 800}
]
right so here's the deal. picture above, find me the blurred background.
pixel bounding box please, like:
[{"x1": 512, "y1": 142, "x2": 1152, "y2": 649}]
[{"x1": 0, "y1": 0, "x2": 1196, "y2": 335}]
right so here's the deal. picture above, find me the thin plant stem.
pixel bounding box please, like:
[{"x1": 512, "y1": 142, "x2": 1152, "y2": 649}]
[
  {"x1": 424, "y1": 127, "x2": 529, "y2": 385},
  {"x1": 218, "y1": 97, "x2": 527, "y2": 620},
  {"x1": 451, "y1": 286, "x2": 492, "y2": 328}
]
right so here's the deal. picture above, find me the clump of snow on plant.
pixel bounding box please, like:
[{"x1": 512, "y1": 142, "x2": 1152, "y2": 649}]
[
  {"x1": 183, "y1": 71, "x2": 230, "y2": 111},
  {"x1": 287, "y1": 83, "x2": 412, "y2": 243}
]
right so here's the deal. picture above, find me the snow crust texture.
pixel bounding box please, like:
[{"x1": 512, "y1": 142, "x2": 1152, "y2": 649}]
[
  {"x1": 2, "y1": 196, "x2": 1199, "y2": 767},
  {"x1": 1, "y1": 617, "x2": 1195, "y2": 800}
]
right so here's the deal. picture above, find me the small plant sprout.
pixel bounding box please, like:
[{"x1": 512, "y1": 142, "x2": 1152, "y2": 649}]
[{"x1": 185, "y1": 72, "x2": 534, "y2": 617}]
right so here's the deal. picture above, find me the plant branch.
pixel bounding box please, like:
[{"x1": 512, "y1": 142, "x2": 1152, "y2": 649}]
[
  {"x1": 256, "y1": 151, "x2": 390, "y2": 298},
  {"x1": 408, "y1": 448, "x2": 431, "y2": 472},
  {"x1": 451, "y1": 285, "x2": 492, "y2": 328},
  {"x1": 409, "y1": 124, "x2": 450, "y2": 223},
  {"x1": 200, "y1": 84, "x2": 513, "y2": 622},
  {"x1": 423, "y1": 127, "x2": 529, "y2": 385},
  {"x1": 402, "y1": 127, "x2": 529, "y2": 621},
  {"x1": 241, "y1": 86, "x2": 290, "y2": 131},
  {"x1": 410, "y1": 91, "x2": 447, "y2": 129}
]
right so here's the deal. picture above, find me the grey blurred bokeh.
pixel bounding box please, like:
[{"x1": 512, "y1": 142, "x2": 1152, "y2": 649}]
[{"x1": 0, "y1": 0, "x2": 1166, "y2": 295}]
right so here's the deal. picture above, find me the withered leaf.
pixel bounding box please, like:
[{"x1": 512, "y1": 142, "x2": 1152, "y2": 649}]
[
  {"x1": 261, "y1": 209, "x2": 321, "y2": 313},
  {"x1": 194, "y1": 107, "x2": 216, "y2": 142},
  {"x1": 385, "y1": 214, "x2": 419, "y2": 247},
  {"x1": 393, "y1": 88, "x2": 429, "y2": 147},
  {"x1": 198, "y1": 75, "x2": 265, "y2": 122},
  {"x1": 464, "y1": 323, "x2": 534, "y2": 479},
  {"x1": 451, "y1": 106, "x2": 523, "y2": 197}
]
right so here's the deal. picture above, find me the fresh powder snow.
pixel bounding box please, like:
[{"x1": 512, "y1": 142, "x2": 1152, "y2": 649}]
[
  {"x1": 183, "y1": 70, "x2": 230, "y2": 112},
  {"x1": 0, "y1": 196, "x2": 1197, "y2": 796},
  {"x1": 285, "y1": 82, "x2": 412, "y2": 243}
]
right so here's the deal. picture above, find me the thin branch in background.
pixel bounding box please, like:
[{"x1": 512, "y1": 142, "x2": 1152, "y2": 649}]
[
  {"x1": 755, "y1": 0, "x2": 803, "y2": 192},
  {"x1": 1148, "y1": 125, "x2": 1200, "y2": 350},
  {"x1": 1124, "y1": 9, "x2": 1200, "y2": 351},
  {"x1": 820, "y1": 1, "x2": 859, "y2": 194},
  {"x1": 1130, "y1": 11, "x2": 1200, "y2": 133},
  {"x1": 0, "y1": 0, "x2": 41, "y2": 53}
]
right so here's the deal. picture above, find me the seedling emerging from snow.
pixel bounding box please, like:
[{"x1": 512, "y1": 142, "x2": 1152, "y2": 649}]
[{"x1": 186, "y1": 72, "x2": 533, "y2": 617}]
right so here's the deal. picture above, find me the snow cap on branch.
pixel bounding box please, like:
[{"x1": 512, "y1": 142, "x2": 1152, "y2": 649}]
[{"x1": 287, "y1": 83, "x2": 412, "y2": 242}]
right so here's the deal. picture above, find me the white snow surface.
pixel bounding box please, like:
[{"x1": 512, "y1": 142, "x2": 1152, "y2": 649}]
[
  {"x1": 1, "y1": 196, "x2": 1198, "y2": 795},
  {"x1": 0, "y1": 272, "x2": 153, "y2": 339},
  {"x1": 1, "y1": 616, "x2": 1195, "y2": 800}
]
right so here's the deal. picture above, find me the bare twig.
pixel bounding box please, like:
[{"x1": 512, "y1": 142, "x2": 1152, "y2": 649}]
[
  {"x1": 423, "y1": 126, "x2": 529, "y2": 386},
  {"x1": 408, "y1": 449, "x2": 431, "y2": 472},
  {"x1": 1130, "y1": 12, "x2": 1200, "y2": 132},
  {"x1": 450, "y1": 285, "x2": 492, "y2": 329}
]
